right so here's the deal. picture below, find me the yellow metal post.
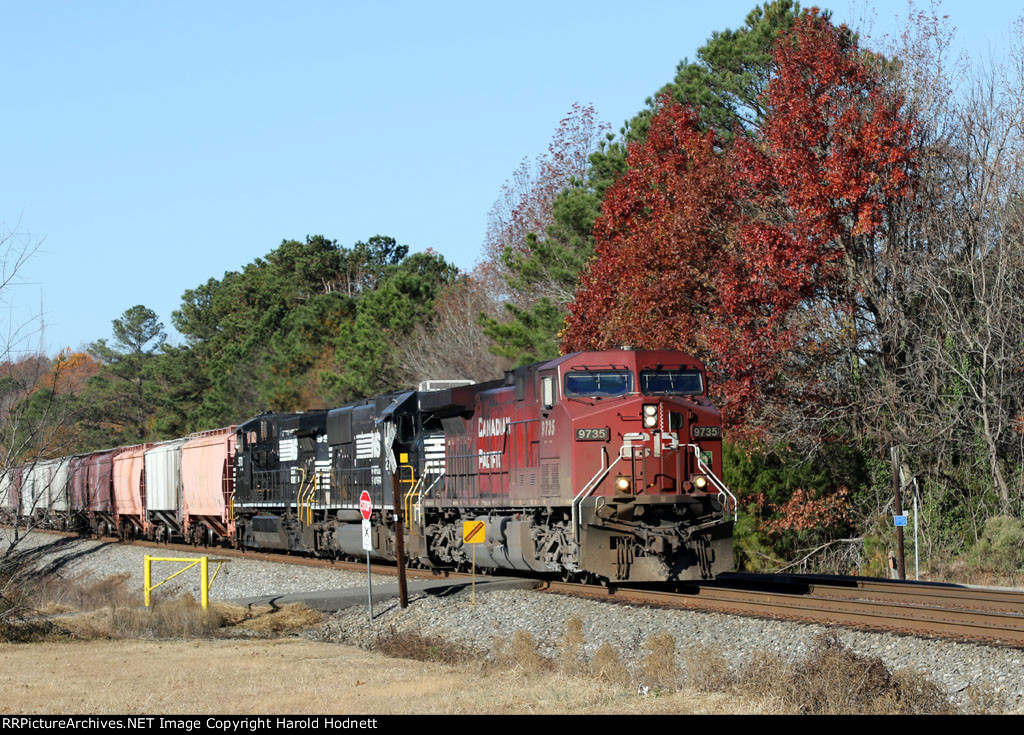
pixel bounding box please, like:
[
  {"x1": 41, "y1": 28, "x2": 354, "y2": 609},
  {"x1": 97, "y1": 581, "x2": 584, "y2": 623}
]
[
  {"x1": 143, "y1": 555, "x2": 228, "y2": 611},
  {"x1": 201, "y1": 556, "x2": 209, "y2": 609},
  {"x1": 144, "y1": 555, "x2": 151, "y2": 607}
]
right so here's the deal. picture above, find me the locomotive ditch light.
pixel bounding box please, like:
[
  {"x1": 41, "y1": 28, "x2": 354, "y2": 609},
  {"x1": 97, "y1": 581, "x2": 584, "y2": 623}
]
[
  {"x1": 615, "y1": 476, "x2": 632, "y2": 493},
  {"x1": 692, "y1": 475, "x2": 708, "y2": 490},
  {"x1": 642, "y1": 404, "x2": 658, "y2": 428}
]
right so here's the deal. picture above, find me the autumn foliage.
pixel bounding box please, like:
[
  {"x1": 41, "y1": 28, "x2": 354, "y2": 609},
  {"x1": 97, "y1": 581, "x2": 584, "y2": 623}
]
[
  {"x1": 562, "y1": 102, "x2": 733, "y2": 355},
  {"x1": 720, "y1": 9, "x2": 916, "y2": 424},
  {"x1": 564, "y1": 9, "x2": 917, "y2": 434},
  {"x1": 757, "y1": 486, "x2": 852, "y2": 534}
]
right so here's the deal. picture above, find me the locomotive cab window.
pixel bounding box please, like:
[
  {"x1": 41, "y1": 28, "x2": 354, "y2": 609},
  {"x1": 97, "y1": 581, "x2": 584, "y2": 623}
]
[
  {"x1": 640, "y1": 369, "x2": 703, "y2": 396},
  {"x1": 396, "y1": 414, "x2": 415, "y2": 444},
  {"x1": 564, "y1": 370, "x2": 634, "y2": 398}
]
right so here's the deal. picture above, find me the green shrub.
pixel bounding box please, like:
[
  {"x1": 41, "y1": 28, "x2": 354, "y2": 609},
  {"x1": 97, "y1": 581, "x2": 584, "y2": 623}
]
[{"x1": 968, "y1": 516, "x2": 1024, "y2": 574}]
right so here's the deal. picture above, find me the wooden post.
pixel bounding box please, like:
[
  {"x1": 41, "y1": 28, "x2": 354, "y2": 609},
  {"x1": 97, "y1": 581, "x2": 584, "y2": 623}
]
[{"x1": 391, "y1": 471, "x2": 408, "y2": 609}]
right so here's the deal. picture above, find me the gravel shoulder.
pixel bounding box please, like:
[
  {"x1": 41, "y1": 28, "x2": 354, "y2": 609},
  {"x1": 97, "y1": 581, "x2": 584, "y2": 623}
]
[{"x1": 4, "y1": 530, "x2": 395, "y2": 600}]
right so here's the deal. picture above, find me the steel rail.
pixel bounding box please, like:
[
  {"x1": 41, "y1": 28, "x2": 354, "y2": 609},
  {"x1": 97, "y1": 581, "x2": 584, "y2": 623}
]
[
  {"x1": 541, "y1": 581, "x2": 1024, "y2": 647},
  {"x1": 716, "y1": 572, "x2": 1024, "y2": 614}
]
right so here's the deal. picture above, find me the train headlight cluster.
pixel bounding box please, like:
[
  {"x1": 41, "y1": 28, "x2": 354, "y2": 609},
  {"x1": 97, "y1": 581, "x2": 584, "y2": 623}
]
[{"x1": 642, "y1": 404, "x2": 658, "y2": 428}]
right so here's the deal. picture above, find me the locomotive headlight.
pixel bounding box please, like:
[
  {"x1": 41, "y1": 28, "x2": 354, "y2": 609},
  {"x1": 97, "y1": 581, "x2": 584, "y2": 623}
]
[
  {"x1": 614, "y1": 476, "x2": 632, "y2": 493},
  {"x1": 693, "y1": 475, "x2": 708, "y2": 490},
  {"x1": 642, "y1": 404, "x2": 658, "y2": 428}
]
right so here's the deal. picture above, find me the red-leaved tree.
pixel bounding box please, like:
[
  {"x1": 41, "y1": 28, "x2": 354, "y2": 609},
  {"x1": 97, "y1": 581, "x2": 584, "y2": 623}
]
[
  {"x1": 717, "y1": 7, "x2": 916, "y2": 434},
  {"x1": 564, "y1": 9, "x2": 917, "y2": 439},
  {"x1": 562, "y1": 101, "x2": 733, "y2": 357}
]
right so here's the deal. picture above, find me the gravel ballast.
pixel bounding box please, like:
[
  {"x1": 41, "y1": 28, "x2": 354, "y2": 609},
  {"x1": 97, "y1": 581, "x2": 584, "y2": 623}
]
[
  {"x1": 315, "y1": 587, "x2": 1024, "y2": 713},
  {"x1": 8, "y1": 530, "x2": 1024, "y2": 712},
  {"x1": 5, "y1": 531, "x2": 393, "y2": 599}
]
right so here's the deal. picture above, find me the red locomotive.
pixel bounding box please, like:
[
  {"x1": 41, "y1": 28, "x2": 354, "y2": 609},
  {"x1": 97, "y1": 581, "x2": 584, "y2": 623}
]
[{"x1": 408, "y1": 348, "x2": 735, "y2": 582}]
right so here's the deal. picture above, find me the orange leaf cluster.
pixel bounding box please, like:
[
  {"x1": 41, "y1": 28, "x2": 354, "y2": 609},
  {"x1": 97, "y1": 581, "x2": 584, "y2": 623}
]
[{"x1": 764, "y1": 486, "x2": 852, "y2": 533}]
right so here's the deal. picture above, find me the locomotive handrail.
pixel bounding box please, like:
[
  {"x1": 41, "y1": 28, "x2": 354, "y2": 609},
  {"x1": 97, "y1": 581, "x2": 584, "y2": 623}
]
[
  {"x1": 684, "y1": 443, "x2": 737, "y2": 522},
  {"x1": 399, "y1": 462, "x2": 416, "y2": 522},
  {"x1": 571, "y1": 446, "x2": 624, "y2": 543},
  {"x1": 304, "y1": 474, "x2": 318, "y2": 525},
  {"x1": 418, "y1": 472, "x2": 444, "y2": 507},
  {"x1": 404, "y1": 473, "x2": 423, "y2": 525},
  {"x1": 294, "y1": 468, "x2": 311, "y2": 526}
]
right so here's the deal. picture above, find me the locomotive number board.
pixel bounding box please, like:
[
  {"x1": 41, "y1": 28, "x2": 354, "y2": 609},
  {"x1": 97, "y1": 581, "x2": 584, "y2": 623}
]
[
  {"x1": 575, "y1": 427, "x2": 610, "y2": 441},
  {"x1": 691, "y1": 425, "x2": 722, "y2": 440}
]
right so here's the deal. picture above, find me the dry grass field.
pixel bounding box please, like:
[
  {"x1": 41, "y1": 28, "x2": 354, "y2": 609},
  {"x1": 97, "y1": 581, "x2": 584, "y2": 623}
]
[
  {"x1": 0, "y1": 637, "x2": 774, "y2": 715},
  {"x1": 0, "y1": 570, "x2": 1006, "y2": 715}
]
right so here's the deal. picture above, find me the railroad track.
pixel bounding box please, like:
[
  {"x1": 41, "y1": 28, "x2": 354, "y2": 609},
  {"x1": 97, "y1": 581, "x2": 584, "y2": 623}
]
[
  {"x1": 541, "y1": 574, "x2": 1024, "y2": 647},
  {"x1": 19, "y1": 528, "x2": 443, "y2": 581},
  {"x1": 22, "y1": 528, "x2": 1024, "y2": 646}
]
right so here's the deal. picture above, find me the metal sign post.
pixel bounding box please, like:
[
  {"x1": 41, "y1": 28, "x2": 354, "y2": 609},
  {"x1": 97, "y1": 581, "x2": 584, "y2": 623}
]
[
  {"x1": 360, "y1": 491, "x2": 373, "y2": 622},
  {"x1": 463, "y1": 521, "x2": 485, "y2": 605},
  {"x1": 913, "y1": 477, "x2": 920, "y2": 581},
  {"x1": 891, "y1": 446, "x2": 906, "y2": 580}
]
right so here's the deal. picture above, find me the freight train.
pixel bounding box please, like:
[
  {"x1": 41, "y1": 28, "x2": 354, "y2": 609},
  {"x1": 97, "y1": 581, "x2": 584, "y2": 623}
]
[{"x1": 1, "y1": 349, "x2": 736, "y2": 583}]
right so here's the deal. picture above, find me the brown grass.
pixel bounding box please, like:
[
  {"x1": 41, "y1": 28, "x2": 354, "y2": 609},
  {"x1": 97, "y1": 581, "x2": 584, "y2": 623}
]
[
  {"x1": 372, "y1": 628, "x2": 483, "y2": 665},
  {"x1": 109, "y1": 595, "x2": 225, "y2": 638},
  {"x1": 0, "y1": 618, "x2": 1008, "y2": 714},
  {"x1": 640, "y1": 632, "x2": 680, "y2": 691},
  {"x1": 745, "y1": 632, "x2": 957, "y2": 715},
  {"x1": 0, "y1": 638, "x2": 776, "y2": 715},
  {"x1": 24, "y1": 571, "x2": 140, "y2": 615},
  {"x1": 2, "y1": 567, "x2": 326, "y2": 643},
  {"x1": 589, "y1": 642, "x2": 630, "y2": 686},
  {"x1": 52, "y1": 599, "x2": 325, "y2": 641},
  {"x1": 559, "y1": 615, "x2": 586, "y2": 674},
  {"x1": 684, "y1": 643, "x2": 738, "y2": 693},
  {"x1": 0, "y1": 568, "x2": 1003, "y2": 714},
  {"x1": 492, "y1": 630, "x2": 551, "y2": 674},
  {"x1": 964, "y1": 681, "x2": 1002, "y2": 715},
  {"x1": 224, "y1": 603, "x2": 325, "y2": 634},
  {"x1": 735, "y1": 649, "x2": 790, "y2": 700}
]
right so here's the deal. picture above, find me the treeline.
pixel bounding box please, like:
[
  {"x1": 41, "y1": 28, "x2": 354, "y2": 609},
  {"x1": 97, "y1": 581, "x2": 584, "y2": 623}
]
[
  {"x1": 6, "y1": 1, "x2": 1023, "y2": 578},
  {"x1": 11, "y1": 235, "x2": 459, "y2": 452}
]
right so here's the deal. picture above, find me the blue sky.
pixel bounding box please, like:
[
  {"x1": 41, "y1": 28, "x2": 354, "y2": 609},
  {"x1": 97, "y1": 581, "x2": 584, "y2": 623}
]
[{"x1": 1, "y1": 1, "x2": 1021, "y2": 356}]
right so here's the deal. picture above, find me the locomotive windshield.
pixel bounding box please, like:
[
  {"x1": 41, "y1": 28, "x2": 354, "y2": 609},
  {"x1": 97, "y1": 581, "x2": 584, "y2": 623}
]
[
  {"x1": 640, "y1": 369, "x2": 703, "y2": 396},
  {"x1": 564, "y1": 370, "x2": 633, "y2": 397}
]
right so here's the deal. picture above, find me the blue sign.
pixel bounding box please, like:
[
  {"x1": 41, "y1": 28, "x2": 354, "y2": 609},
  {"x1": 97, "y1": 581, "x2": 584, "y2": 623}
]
[{"x1": 894, "y1": 515, "x2": 908, "y2": 527}]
